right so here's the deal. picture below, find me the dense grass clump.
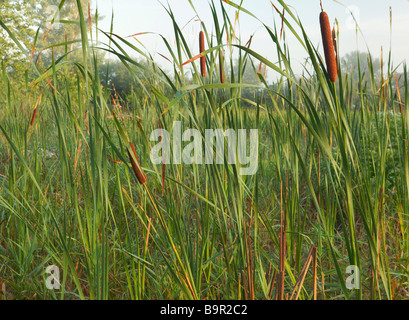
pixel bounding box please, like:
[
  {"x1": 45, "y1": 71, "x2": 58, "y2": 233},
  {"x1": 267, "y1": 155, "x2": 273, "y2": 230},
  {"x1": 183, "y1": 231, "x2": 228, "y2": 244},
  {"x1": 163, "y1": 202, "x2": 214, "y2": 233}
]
[{"x1": 0, "y1": 0, "x2": 408, "y2": 300}]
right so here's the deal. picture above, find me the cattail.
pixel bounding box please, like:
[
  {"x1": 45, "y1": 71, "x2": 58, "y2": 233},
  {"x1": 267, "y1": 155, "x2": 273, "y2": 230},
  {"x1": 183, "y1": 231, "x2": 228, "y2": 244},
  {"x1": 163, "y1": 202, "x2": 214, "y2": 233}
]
[
  {"x1": 219, "y1": 50, "x2": 225, "y2": 83},
  {"x1": 319, "y1": 4, "x2": 337, "y2": 82},
  {"x1": 127, "y1": 142, "x2": 147, "y2": 184},
  {"x1": 199, "y1": 31, "x2": 206, "y2": 77},
  {"x1": 30, "y1": 107, "x2": 38, "y2": 126}
]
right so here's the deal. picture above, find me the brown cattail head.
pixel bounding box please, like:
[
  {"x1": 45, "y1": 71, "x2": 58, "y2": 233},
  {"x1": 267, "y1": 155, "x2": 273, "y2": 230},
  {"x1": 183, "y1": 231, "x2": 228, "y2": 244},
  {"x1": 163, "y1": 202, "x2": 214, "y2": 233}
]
[
  {"x1": 127, "y1": 142, "x2": 147, "y2": 184},
  {"x1": 219, "y1": 50, "x2": 225, "y2": 83},
  {"x1": 199, "y1": 31, "x2": 206, "y2": 77},
  {"x1": 30, "y1": 107, "x2": 38, "y2": 126},
  {"x1": 320, "y1": 11, "x2": 338, "y2": 82}
]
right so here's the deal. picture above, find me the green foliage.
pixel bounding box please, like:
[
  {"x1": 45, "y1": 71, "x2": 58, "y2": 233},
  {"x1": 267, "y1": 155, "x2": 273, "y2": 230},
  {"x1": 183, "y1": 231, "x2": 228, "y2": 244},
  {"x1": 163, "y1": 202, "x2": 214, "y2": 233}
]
[
  {"x1": 98, "y1": 58, "x2": 153, "y2": 103},
  {"x1": 0, "y1": 0, "x2": 94, "y2": 88},
  {"x1": 0, "y1": 0, "x2": 408, "y2": 301},
  {"x1": 341, "y1": 50, "x2": 381, "y2": 83},
  {"x1": 0, "y1": 0, "x2": 41, "y2": 74}
]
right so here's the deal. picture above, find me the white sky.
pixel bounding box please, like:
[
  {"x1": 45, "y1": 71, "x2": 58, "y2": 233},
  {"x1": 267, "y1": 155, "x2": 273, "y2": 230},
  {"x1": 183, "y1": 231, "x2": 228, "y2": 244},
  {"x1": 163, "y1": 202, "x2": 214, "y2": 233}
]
[{"x1": 91, "y1": 0, "x2": 409, "y2": 79}]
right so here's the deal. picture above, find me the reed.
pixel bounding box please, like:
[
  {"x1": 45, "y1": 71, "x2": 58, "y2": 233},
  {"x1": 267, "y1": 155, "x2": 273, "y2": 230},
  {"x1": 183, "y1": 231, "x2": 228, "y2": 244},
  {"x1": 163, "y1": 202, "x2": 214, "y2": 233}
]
[
  {"x1": 332, "y1": 25, "x2": 338, "y2": 73},
  {"x1": 29, "y1": 107, "x2": 37, "y2": 126},
  {"x1": 199, "y1": 30, "x2": 206, "y2": 77},
  {"x1": 0, "y1": 0, "x2": 406, "y2": 301},
  {"x1": 219, "y1": 50, "x2": 225, "y2": 83},
  {"x1": 127, "y1": 141, "x2": 147, "y2": 184}
]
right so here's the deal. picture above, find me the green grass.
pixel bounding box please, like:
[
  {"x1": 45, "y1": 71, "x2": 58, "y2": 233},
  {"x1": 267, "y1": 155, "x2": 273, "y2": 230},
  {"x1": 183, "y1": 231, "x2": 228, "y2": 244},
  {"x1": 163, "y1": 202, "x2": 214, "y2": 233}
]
[{"x1": 0, "y1": 0, "x2": 408, "y2": 300}]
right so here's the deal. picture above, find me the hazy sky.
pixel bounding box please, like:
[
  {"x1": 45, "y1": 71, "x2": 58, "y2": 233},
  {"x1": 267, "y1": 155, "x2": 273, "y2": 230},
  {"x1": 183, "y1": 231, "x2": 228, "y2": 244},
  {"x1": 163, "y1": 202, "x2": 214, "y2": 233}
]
[{"x1": 91, "y1": 0, "x2": 408, "y2": 78}]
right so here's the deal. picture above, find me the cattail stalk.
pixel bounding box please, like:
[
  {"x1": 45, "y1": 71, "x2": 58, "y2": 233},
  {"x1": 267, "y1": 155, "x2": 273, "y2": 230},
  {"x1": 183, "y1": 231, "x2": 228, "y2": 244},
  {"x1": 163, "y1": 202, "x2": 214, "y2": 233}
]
[
  {"x1": 159, "y1": 119, "x2": 166, "y2": 194},
  {"x1": 127, "y1": 142, "x2": 147, "y2": 184},
  {"x1": 319, "y1": 4, "x2": 337, "y2": 82},
  {"x1": 277, "y1": 181, "x2": 286, "y2": 300},
  {"x1": 30, "y1": 107, "x2": 38, "y2": 126},
  {"x1": 219, "y1": 50, "x2": 225, "y2": 83},
  {"x1": 199, "y1": 31, "x2": 206, "y2": 77}
]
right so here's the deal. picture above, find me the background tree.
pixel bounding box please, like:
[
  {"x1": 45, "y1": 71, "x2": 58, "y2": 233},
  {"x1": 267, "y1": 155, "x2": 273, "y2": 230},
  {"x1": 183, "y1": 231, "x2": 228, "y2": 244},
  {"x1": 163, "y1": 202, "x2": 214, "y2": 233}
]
[
  {"x1": 341, "y1": 51, "x2": 381, "y2": 83},
  {"x1": 0, "y1": 0, "x2": 94, "y2": 82},
  {"x1": 231, "y1": 58, "x2": 267, "y2": 107},
  {"x1": 99, "y1": 57, "x2": 155, "y2": 107},
  {"x1": 36, "y1": 0, "x2": 98, "y2": 66},
  {"x1": 0, "y1": 0, "x2": 45, "y2": 75}
]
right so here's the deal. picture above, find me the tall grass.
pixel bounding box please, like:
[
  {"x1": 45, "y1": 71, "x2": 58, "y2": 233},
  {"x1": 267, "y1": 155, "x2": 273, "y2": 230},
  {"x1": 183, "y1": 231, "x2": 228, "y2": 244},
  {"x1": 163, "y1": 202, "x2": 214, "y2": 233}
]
[{"x1": 0, "y1": 0, "x2": 408, "y2": 300}]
